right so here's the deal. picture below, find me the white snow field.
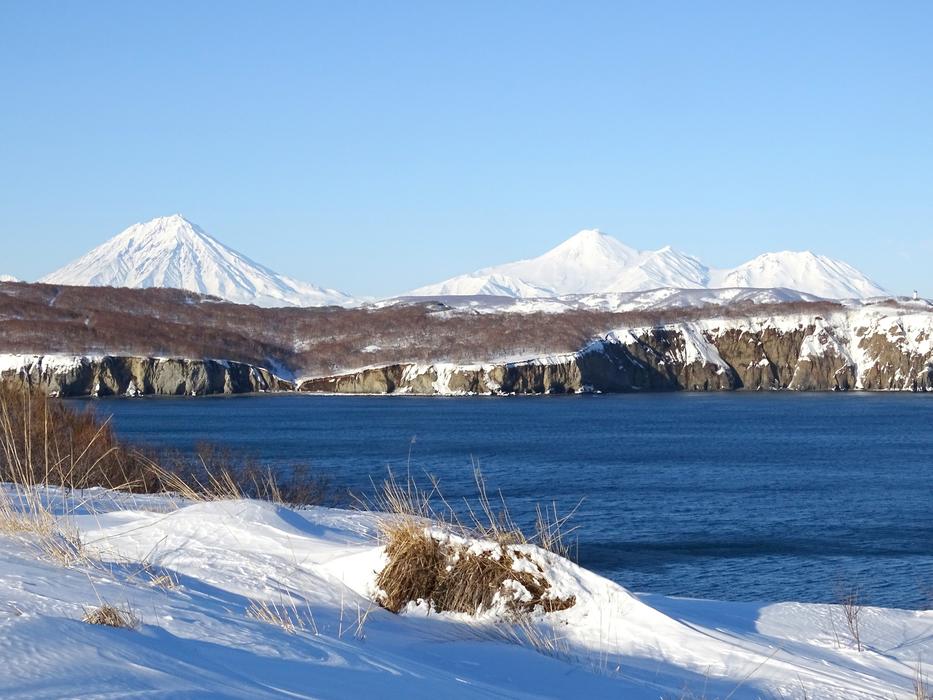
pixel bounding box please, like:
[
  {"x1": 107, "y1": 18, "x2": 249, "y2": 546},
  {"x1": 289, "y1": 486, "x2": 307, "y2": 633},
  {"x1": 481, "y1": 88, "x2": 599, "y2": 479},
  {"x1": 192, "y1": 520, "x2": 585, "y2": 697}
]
[
  {"x1": 408, "y1": 229, "x2": 888, "y2": 300},
  {"x1": 40, "y1": 215, "x2": 354, "y2": 308},
  {"x1": 1, "y1": 486, "x2": 929, "y2": 699},
  {"x1": 0, "y1": 274, "x2": 20, "y2": 282}
]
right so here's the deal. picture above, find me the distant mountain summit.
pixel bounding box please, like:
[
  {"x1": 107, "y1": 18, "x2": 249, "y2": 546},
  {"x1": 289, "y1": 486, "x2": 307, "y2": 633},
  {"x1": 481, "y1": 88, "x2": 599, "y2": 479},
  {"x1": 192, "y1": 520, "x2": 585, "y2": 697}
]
[
  {"x1": 409, "y1": 229, "x2": 888, "y2": 299},
  {"x1": 710, "y1": 251, "x2": 887, "y2": 299},
  {"x1": 40, "y1": 215, "x2": 353, "y2": 307},
  {"x1": 0, "y1": 274, "x2": 19, "y2": 282}
]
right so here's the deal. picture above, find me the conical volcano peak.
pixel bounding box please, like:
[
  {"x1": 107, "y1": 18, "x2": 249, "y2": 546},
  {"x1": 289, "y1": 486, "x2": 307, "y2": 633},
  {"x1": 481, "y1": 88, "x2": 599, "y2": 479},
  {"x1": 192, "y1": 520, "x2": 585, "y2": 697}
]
[{"x1": 40, "y1": 215, "x2": 354, "y2": 308}]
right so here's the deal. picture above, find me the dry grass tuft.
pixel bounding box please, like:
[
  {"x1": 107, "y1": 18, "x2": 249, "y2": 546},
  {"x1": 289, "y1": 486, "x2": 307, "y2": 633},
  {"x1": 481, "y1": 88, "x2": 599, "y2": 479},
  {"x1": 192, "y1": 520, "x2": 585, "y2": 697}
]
[
  {"x1": 39, "y1": 526, "x2": 85, "y2": 567},
  {"x1": 368, "y1": 464, "x2": 578, "y2": 618},
  {"x1": 82, "y1": 603, "x2": 139, "y2": 629},
  {"x1": 246, "y1": 597, "x2": 318, "y2": 635},
  {"x1": 147, "y1": 573, "x2": 178, "y2": 590},
  {"x1": 0, "y1": 475, "x2": 86, "y2": 567},
  {"x1": 376, "y1": 519, "x2": 575, "y2": 616}
]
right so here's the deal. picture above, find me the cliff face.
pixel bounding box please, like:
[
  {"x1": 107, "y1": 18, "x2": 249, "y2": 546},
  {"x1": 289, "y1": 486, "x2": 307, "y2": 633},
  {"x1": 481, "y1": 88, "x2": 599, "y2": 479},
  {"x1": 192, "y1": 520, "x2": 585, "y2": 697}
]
[
  {"x1": 3, "y1": 303, "x2": 931, "y2": 397},
  {"x1": 0, "y1": 355, "x2": 291, "y2": 397},
  {"x1": 298, "y1": 306, "x2": 933, "y2": 395}
]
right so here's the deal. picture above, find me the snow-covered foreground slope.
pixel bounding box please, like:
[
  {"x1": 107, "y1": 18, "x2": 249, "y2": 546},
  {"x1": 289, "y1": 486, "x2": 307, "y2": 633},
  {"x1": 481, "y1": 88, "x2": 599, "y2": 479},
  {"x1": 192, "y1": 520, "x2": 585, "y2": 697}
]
[
  {"x1": 40, "y1": 215, "x2": 354, "y2": 308},
  {"x1": 2, "y1": 486, "x2": 929, "y2": 699},
  {"x1": 408, "y1": 229, "x2": 888, "y2": 300}
]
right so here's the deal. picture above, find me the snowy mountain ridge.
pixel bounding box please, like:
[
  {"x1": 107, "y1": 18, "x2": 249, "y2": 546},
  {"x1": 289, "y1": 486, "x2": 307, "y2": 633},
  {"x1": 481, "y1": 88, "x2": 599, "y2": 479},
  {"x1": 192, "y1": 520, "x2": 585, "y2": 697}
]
[
  {"x1": 37, "y1": 217, "x2": 889, "y2": 306},
  {"x1": 40, "y1": 215, "x2": 353, "y2": 308},
  {"x1": 409, "y1": 229, "x2": 888, "y2": 300}
]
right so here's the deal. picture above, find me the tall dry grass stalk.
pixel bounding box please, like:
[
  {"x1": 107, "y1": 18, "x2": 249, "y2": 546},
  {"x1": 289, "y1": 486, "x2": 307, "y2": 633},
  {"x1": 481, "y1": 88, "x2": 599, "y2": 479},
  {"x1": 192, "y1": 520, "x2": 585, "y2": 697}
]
[
  {"x1": 362, "y1": 463, "x2": 580, "y2": 557},
  {"x1": 0, "y1": 381, "x2": 154, "y2": 493},
  {"x1": 917, "y1": 660, "x2": 932, "y2": 700},
  {"x1": 246, "y1": 596, "x2": 319, "y2": 636},
  {"x1": 0, "y1": 382, "x2": 330, "y2": 506}
]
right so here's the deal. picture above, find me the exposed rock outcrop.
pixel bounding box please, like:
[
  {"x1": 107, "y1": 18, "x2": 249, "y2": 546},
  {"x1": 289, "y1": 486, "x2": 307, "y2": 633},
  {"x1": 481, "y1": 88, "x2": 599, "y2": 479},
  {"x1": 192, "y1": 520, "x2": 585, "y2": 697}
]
[
  {"x1": 0, "y1": 355, "x2": 292, "y2": 397},
  {"x1": 298, "y1": 307, "x2": 933, "y2": 395},
  {"x1": 4, "y1": 303, "x2": 932, "y2": 397}
]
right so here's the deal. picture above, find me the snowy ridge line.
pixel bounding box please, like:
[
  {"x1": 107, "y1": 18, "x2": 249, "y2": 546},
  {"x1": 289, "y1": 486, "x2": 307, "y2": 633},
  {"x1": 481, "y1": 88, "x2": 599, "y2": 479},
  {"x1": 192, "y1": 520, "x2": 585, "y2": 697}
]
[
  {"x1": 408, "y1": 228, "x2": 891, "y2": 300},
  {"x1": 1, "y1": 484, "x2": 929, "y2": 698},
  {"x1": 385, "y1": 288, "x2": 916, "y2": 317}
]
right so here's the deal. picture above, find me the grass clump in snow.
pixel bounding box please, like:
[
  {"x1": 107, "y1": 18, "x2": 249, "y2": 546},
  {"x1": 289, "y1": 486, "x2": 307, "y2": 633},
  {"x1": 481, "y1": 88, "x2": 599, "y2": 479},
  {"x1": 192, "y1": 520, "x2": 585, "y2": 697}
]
[
  {"x1": 370, "y1": 466, "x2": 578, "y2": 617},
  {"x1": 377, "y1": 519, "x2": 576, "y2": 616},
  {"x1": 82, "y1": 603, "x2": 139, "y2": 629}
]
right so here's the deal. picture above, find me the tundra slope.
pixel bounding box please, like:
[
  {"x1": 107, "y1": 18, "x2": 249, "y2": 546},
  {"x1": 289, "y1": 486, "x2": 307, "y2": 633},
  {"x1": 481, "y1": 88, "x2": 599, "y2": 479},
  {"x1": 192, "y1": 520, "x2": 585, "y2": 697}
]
[{"x1": 301, "y1": 300, "x2": 933, "y2": 394}]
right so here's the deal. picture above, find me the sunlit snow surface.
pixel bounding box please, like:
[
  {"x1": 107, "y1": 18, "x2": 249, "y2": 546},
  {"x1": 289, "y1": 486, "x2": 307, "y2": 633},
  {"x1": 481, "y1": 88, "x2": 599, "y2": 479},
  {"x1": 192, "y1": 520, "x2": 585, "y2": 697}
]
[
  {"x1": 39, "y1": 215, "x2": 353, "y2": 308},
  {"x1": 1, "y1": 486, "x2": 929, "y2": 699},
  {"x1": 408, "y1": 229, "x2": 889, "y2": 300}
]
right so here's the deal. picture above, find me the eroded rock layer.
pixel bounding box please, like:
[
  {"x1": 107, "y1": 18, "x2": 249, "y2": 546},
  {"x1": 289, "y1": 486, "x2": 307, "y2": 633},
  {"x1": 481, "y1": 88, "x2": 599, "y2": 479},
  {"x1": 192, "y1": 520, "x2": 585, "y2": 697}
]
[{"x1": 0, "y1": 355, "x2": 290, "y2": 397}]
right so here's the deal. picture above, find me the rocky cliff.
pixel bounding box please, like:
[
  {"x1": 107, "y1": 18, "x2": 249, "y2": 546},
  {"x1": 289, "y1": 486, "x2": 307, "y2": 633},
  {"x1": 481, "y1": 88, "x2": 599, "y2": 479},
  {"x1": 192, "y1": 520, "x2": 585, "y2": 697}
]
[
  {"x1": 0, "y1": 355, "x2": 291, "y2": 397},
  {"x1": 3, "y1": 301, "x2": 931, "y2": 397},
  {"x1": 298, "y1": 304, "x2": 933, "y2": 395}
]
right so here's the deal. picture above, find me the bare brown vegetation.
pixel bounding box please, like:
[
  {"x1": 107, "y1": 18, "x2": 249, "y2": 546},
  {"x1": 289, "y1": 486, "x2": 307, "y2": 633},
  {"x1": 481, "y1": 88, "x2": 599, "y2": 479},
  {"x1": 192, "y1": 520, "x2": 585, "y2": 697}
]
[
  {"x1": 377, "y1": 519, "x2": 575, "y2": 616},
  {"x1": 838, "y1": 587, "x2": 864, "y2": 652},
  {"x1": 369, "y1": 468, "x2": 577, "y2": 618},
  {"x1": 0, "y1": 380, "x2": 157, "y2": 492},
  {"x1": 0, "y1": 381, "x2": 330, "y2": 505},
  {"x1": 82, "y1": 603, "x2": 139, "y2": 629},
  {"x1": 0, "y1": 281, "x2": 849, "y2": 378}
]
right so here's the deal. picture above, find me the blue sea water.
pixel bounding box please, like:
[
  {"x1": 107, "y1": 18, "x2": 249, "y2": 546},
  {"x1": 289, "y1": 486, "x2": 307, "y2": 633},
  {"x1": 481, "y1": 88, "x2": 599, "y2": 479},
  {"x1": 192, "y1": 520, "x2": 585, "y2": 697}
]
[{"x1": 83, "y1": 393, "x2": 933, "y2": 609}]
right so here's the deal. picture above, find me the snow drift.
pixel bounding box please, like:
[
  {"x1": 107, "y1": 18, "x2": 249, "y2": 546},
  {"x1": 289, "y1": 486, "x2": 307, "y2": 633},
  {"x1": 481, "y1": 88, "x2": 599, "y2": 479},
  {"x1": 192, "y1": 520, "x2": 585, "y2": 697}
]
[{"x1": 0, "y1": 486, "x2": 929, "y2": 699}]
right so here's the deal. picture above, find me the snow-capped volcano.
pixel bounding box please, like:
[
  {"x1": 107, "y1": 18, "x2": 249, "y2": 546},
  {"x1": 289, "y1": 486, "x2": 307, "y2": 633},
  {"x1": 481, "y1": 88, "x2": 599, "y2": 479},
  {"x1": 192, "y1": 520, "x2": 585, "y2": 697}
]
[
  {"x1": 40, "y1": 215, "x2": 353, "y2": 307},
  {"x1": 709, "y1": 251, "x2": 887, "y2": 299},
  {"x1": 408, "y1": 229, "x2": 888, "y2": 299}
]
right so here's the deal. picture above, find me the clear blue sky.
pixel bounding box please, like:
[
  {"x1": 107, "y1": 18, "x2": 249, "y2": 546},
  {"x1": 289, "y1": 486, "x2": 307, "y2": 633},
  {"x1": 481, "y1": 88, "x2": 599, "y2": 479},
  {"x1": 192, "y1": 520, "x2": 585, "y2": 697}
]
[{"x1": 1, "y1": 1, "x2": 930, "y2": 296}]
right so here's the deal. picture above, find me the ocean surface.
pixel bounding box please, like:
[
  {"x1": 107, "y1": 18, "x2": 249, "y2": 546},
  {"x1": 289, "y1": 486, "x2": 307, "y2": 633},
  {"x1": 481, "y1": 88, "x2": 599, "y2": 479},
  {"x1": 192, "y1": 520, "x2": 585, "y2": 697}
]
[{"x1": 82, "y1": 393, "x2": 933, "y2": 610}]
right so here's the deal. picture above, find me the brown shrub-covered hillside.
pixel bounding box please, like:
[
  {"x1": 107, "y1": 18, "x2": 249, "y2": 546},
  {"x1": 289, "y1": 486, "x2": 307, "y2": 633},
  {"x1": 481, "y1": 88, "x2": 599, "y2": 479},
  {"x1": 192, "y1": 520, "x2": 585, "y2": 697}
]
[{"x1": 0, "y1": 281, "x2": 847, "y2": 377}]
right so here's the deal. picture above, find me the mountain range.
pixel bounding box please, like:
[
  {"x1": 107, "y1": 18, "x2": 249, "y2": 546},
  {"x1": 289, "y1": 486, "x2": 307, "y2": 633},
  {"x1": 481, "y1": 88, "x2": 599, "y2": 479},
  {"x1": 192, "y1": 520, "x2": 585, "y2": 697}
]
[
  {"x1": 408, "y1": 229, "x2": 888, "y2": 300},
  {"x1": 29, "y1": 215, "x2": 889, "y2": 307}
]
